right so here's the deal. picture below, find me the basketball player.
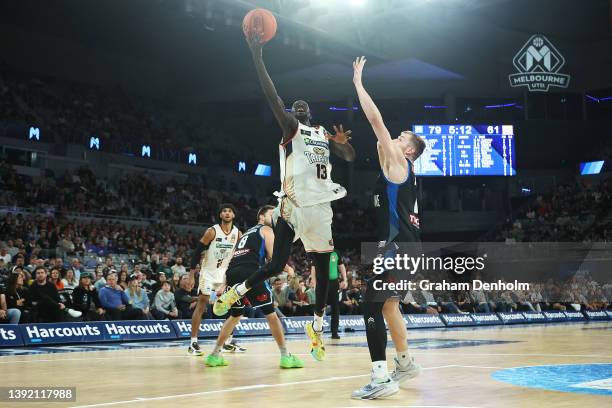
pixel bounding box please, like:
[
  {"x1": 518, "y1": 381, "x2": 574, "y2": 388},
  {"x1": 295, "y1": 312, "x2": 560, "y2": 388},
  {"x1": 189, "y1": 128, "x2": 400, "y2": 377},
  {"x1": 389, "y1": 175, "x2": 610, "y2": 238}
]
[
  {"x1": 351, "y1": 56, "x2": 423, "y2": 399},
  {"x1": 205, "y1": 205, "x2": 304, "y2": 369},
  {"x1": 310, "y1": 249, "x2": 348, "y2": 339},
  {"x1": 214, "y1": 32, "x2": 355, "y2": 361},
  {"x1": 187, "y1": 204, "x2": 242, "y2": 356}
]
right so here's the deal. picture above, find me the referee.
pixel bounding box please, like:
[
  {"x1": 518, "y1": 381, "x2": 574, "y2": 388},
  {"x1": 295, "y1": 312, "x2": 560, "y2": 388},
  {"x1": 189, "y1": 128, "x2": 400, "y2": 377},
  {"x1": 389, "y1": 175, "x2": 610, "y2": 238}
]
[{"x1": 310, "y1": 250, "x2": 347, "y2": 339}]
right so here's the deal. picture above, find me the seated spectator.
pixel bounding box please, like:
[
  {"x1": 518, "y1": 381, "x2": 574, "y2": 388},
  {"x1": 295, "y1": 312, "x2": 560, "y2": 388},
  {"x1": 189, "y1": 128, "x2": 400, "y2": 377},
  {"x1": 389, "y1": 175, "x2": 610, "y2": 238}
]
[
  {"x1": 61, "y1": 268, "x2": 78, "y2": 290},
  {"x1": 72, "y1": 273, "x2": 106, "y2": 321},
  {"x1": 171, "y1": 256, "x2": 187, "y2": 277},
  {"x1": 118, "y1": 267, "x2": 129, "y2": 290},
  {"x1": 174, "y1": 274, "x2": 197, "y2": 319},
  {"x1": 288, "y1": 277, "x2": 312, "y2": 316},
  {"x1": 124, "y1": 274, "x2": 152, "y2": 319},
  {"x1": 49, "y1": 267, "x2": 64, "y2": 290},
  {"x1": 0, "y1": 292, "x2": 20, "y2": 324},
  {"x1": 152, "y1": 281, "x2": 179, "y2": 320},
  {"x1": 70, "y1": 258, "x2": 84, "y2": 280},
  {"x1": 93, "y1": 265, "x2": 107, "y2": 290},
  {"x1": 4, "y1": 272, "x2": 29, "y2": 323},
  {"x1": 155, "y1": 255, "x2": 172, "y2": 279},
  {"x1": 28, "y1": 266, "x2": 81, "y2": 322},
  {"x1": 271, "y1": 278, "x2": 293, "y2": 317},
  {"x1": 98, "y1": 272, "x2": 144, "y2": 320}
]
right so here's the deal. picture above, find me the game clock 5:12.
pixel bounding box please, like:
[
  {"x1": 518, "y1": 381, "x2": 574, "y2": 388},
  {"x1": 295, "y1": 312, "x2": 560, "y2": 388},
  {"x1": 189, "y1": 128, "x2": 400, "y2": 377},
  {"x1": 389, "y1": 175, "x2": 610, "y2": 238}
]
[{"x1": 412, "y1": 124, "x2": 516, "y2": 177}]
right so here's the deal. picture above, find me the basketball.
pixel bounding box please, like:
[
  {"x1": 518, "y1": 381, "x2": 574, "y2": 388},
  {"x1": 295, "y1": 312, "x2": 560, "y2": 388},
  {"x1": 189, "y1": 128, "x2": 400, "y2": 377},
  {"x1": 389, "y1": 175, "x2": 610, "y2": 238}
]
[{"x1": 242, "y1": 8, "x2": 277, "y2": 43}]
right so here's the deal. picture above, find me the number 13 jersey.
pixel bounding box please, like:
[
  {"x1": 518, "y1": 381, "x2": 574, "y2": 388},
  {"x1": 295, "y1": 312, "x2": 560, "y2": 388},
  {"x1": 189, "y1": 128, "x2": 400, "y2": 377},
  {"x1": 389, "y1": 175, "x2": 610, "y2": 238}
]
[{"x1": 279, "y1": 122, "x2": 347, "y2": 207}]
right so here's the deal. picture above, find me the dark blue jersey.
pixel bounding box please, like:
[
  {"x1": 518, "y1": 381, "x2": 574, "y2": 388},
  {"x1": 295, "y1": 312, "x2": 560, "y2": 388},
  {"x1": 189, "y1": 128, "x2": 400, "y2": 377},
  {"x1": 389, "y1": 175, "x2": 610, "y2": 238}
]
[
  {"x1": 373, "y1": 160, "x2": 420, "y2": 244},
  {"x1": 228, "y1": 224, "x2": 266, "y2": 269}
]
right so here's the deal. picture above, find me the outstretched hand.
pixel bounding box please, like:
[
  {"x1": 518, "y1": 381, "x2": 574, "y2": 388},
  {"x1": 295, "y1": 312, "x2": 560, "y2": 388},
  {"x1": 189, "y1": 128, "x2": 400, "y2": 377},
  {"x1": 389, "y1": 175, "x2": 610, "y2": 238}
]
[
  {"x1": 246, "y1": 31, "x2": 264, "y2": 54},
  {"x1": 353, "y1": 56, "x2": 367, "y2": 85},
  {"x1": 326, "y1": 125, "x2": 352, "y2": 144}
]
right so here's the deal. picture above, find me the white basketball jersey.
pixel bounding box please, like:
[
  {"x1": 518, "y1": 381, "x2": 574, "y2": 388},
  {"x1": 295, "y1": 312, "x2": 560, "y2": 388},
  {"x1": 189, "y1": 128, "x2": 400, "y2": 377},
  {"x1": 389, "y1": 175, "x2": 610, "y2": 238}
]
[
  {"x1": 200, "y1": 224, "x2": 239, "y2": 283},
  {"x1": 279, "y1": 122, "x2": 347, "y2": 207}
]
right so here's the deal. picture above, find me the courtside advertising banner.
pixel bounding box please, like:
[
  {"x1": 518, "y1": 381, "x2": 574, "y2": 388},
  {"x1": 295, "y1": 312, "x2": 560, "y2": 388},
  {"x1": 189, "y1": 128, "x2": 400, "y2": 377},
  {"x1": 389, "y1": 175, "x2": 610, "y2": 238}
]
[
  {"x1": 496, "y1": 312, "x2": 528, "y2": 324},
  {"x1": 470, "y1": 313, "x2": 502, "y2": 325},
  {"x1": 439, "y1": 313, "x2": 477, "y2": 327},
  {"x1": 403, "y1": 314, "x2": 445, "y2": 328},
  {"x1": 172, "y1": 319, "x2": 224, "y2": 338},
  {"x1": 0, "y1": 325, "x2": 24, "y2": 347}
]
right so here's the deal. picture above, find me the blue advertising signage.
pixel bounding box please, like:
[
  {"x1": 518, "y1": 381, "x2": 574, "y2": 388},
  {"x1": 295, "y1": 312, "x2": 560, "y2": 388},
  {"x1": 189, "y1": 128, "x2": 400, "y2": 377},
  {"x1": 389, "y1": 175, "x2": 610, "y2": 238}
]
[
  {"x1": 403, "y1": 314, "x2": 445, "y2": 328},
  {"x1": 542, "y1": 311, "x2": 569, "y2": 322},
  {"x1": 0, "y1": 325, "x2": 24, "y2": 347},
  {"x1": 440, "y1": 314, "x2": 477, "y2": 327},
  {"x1": 172, "y1": 319, "x2": 225, "y2": 338},
  {"x1": 562, "y1": 311, "x2": 586, "y2": 321},
  {"x1": 583, "y1": 310, "x2": 609, "y2": 321},
  {"x1": 470, "y1": 313, "x2": 502, "y2": 325},
  {"x1": 20, "y1": 321, "x2": 176, "y2": 345},
  {"x1": 233, "y1": 318, "x2": 272, "y2": 336},
  {"x1": 496, "y1": 312, "x2": 527, "y2": 324},
  {"x1": 522, "y1": 311, "x2": 547, "y2": 323}
]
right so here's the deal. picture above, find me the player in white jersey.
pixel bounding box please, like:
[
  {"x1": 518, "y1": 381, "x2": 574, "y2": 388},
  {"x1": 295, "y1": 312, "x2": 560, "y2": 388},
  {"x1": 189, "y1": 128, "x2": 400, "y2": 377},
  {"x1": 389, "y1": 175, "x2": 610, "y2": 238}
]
[
  {"x1": 214, "y1": 32, "x2": 355, "y2": 361},
  {"x1": 188, "y1": 204, "x2": 241, "y2": 356}
]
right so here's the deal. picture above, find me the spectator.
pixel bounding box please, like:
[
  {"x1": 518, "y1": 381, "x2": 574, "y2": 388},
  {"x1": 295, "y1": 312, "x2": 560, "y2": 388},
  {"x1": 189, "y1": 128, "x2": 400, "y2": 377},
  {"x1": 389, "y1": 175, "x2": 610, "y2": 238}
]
[
  {"x1": 93, "y1": 265, "x2": 107, "y2": 291},
  {"x1": 0, "y1": 247, "x2": 11, "y2": 264},
  {"x1": 171, "y1": 256, "x2": 187, "y2": 277},
  {"x1": 98, "y1": 272, "x2": 144, "y2": 320},
  {"x1": 5, "y1": 272, "x2": 29, "y2": 323},
  {"x1": 288, "y1": 277, "x2": 312, "y2": 316},
  {"x1": 72, "y1": 273, "x2": 106, "y2": 321},
  {"x1": 271, "y1": 278, "x2": 293, "y2": 317},
  {"x1": 28, "y1": 266, "x2": 81, "y2": 322},
  {"x1": 152, "y1": 281, "x2": 178, "y2": 320},
  {"x1": 155, "y1": 255, "x2": 172, "y2": 279},
  {"x1": 124, "y1": 274, "x2": 152, "y2": 319},
  {"x1": 70, "y1": 258, "x2": 84, "y2": 280},
  {"x1": 118, "y1": 267, "x2": 129, "y2": 290},
  {"x1": 174, "y1": 274, "x2": 197, "y2": 319},
  {"x1": 0, "y1": 292, "x2": 20, "y2": 324},
  {"x1": 61, "y1": 268, "x2": 78, "y2": 290},
  {"x1": 49, "y1": 267, "x2": 64, "y2": 290}
]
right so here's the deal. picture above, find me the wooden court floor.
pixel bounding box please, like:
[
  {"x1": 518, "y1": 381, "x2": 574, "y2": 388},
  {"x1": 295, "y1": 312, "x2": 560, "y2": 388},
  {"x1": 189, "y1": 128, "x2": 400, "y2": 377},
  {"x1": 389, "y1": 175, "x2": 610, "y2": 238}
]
[{"x1": 1, "y1": 322, "x2": 610, "y2": 408}]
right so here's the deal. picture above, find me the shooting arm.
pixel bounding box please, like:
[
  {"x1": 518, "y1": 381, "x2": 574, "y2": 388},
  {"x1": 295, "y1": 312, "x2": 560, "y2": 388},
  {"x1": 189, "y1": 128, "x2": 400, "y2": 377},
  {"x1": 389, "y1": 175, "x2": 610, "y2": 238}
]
[{"x1": 250, "y1": 45, "x2": 298, "y2": 138}]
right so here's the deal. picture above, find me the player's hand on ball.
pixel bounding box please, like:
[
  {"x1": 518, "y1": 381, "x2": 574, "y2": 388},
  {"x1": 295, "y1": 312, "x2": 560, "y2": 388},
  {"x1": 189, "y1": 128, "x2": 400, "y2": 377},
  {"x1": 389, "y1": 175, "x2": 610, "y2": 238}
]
[
  {"x1": 326, "y1": 125, "x2": 352, "y2": 144},
  {"x1": 246, "y1": 32, "x2": 264, "y2": 54},
  {"x1": 353, "y1": 56, "x2": 367, "y2": 85}
]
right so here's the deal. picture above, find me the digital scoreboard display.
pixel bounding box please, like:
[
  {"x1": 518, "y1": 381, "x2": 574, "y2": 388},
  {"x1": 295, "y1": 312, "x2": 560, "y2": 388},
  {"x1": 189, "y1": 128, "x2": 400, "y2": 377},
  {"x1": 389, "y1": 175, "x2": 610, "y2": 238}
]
[{"x1": 412, "y1": 124, "x2": 516, "y2": 177}]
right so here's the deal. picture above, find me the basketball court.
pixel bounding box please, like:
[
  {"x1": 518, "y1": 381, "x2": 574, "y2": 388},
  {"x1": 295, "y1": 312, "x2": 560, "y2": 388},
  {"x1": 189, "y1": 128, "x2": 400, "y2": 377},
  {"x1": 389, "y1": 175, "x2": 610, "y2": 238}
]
[{"x1": 2, "y1": 322, "x2": 610, "y2": 407}]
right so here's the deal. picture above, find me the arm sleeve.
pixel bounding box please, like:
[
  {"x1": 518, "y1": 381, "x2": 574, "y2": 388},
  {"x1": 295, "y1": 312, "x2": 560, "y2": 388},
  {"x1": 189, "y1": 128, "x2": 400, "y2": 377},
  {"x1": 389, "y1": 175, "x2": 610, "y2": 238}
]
[{"x1": 190, "y1": 241, "x2": 209, "y2": 270}]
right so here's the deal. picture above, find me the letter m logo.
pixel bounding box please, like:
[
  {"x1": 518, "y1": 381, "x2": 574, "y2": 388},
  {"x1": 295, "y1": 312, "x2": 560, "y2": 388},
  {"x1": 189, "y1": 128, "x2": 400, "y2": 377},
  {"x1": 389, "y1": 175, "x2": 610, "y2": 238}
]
[
  {"x1": 188, "y1": 153, "x2": 197, "y2": 165},
  {"x1": 141, "y1": 145, "x2": 151, "y2": 157},
  {"x1": 29, "y1": 127, "x2": 40, "y2": 140},
  {"x1": 89, "y1": 137, "x2": 100, "y2": 150}
]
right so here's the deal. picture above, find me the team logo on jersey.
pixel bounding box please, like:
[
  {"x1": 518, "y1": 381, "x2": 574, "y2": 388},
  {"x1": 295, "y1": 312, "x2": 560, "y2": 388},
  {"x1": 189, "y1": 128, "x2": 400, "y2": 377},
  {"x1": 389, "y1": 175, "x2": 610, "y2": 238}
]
[
  {"x1": 304, "y1": 151, "x2": 329, "y2": 165},
  {"x1": 313, "y1": 147, "x2": 326, "y2": 156},
  {"x1": 303, "y1": 138, "x2": 329, "y2": 149},
  {"x1": 230, "y1": 235, "x2": 236, "y2": 243},
  {"x1": 373, "y1": 194, "x2": 381, "y2": 208}
]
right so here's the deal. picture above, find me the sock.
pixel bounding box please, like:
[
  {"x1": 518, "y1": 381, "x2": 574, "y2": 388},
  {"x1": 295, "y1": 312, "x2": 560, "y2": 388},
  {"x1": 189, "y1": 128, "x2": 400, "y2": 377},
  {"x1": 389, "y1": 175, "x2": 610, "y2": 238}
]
[
  {"x1": 225, "y1": 334, "x2": 233, "y2": 345},
  {"x1": 397, "y1": 350, "x2": 411, "y2": 367},
  {"x1": 236, "y1": 282, "x2": 250, "y2": 296},
  {"x1": 211, "y1": 345, "x2": 223, "y2": 356},
  {"x1": 279, "y1": 346, "x2": 289, "y2": 357},
  {"x1": 313, "y1": 313, "x2": 324, "y2": 332},
  {"x1": 371, "y1": 361, "x2": 389, "y2": 382},
  {"x1": 191, "y1": 337, "x2": 198, "y2": 345}
]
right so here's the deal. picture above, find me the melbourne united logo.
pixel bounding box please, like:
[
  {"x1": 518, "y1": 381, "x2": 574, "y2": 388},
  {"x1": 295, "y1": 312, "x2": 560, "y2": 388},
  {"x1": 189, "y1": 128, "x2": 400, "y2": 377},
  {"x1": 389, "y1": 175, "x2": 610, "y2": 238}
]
[{"x1": 509, "y1": 35, "x2": 570, "y2": 92}]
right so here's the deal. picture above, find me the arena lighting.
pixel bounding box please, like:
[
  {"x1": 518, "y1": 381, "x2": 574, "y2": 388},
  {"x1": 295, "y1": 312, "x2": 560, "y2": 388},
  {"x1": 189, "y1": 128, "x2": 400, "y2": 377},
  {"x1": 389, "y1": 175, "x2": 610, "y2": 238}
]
[
  {"x1": 423, "y1": 105, "x2": 447, "y2": 109},
  {"x1": 350, "y1": 0, "x2": 366, "y2": 6},
  {"x1": 580, "y1": 161, "x2": 605, "y2": 175},
  {"x1": 586, "y1": 94, "x2": 612, "y2": 102},
  {"x1": 329, "y1": 106, "x2": 359, "y2": 111},
  {"x1": 484, "y1": 103, "x2": 516, "y2": 109}
]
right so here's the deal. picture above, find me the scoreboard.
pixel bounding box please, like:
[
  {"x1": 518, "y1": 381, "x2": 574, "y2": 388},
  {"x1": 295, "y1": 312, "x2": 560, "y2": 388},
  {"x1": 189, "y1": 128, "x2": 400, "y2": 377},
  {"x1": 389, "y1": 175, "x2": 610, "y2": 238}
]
[{"x1": 412, "y1": 124, "x2": 516, "y2": 177}]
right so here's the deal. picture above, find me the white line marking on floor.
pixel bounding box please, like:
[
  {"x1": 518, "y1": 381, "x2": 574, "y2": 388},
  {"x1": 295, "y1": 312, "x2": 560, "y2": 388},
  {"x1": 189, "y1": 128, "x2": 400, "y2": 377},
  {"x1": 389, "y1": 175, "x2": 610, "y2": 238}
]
[{"x1": 69, "y1": 365, "x2": 459, "y2": 408}]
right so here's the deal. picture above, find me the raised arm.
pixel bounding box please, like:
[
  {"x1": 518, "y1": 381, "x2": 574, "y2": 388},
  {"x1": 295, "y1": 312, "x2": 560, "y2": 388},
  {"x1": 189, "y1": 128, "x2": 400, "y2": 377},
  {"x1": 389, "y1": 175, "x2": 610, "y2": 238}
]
[
  {"x1": 352, "y1": 57, "x2": 401, "y2": 163},
  {"x1": 247, "y1": 33, "x2": 298, "y2": 139}
]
